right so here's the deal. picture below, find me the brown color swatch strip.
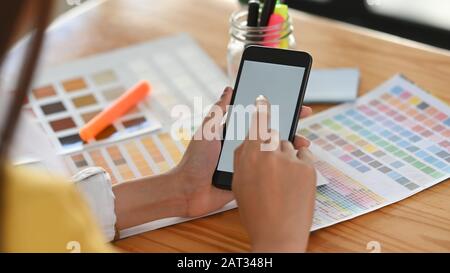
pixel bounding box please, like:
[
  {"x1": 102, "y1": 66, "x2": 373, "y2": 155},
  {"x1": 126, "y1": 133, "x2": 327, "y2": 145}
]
[
  {"x1": 72, "y1": 94, "x2": 97, "y2": 108},
  {"x1": 32, "y1": 85, "x2": 56, "y2": 99},
  {"x1": 41, "y1": 102, "x2": 66, "y2": 115},
  {"x1": 62, "y1": 77, "x2": 88, "y2": 92},
  {"x1": 123, "y1": 117, "x2": 147, "y2": 128},
  {"x1": 50, "y1": 117, "x2": 76, "y2": 132}
]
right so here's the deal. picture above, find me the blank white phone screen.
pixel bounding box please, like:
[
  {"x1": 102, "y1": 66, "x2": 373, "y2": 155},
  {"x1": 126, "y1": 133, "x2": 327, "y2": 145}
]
[{"x1": 217, "y1": 60, "x2": 305, "y2": 173}]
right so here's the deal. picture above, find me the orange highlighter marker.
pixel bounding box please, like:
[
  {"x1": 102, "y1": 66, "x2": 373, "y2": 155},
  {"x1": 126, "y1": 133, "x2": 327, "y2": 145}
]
[{"x1": 79, "y1": 80, "x2": 151, "y2": 141}]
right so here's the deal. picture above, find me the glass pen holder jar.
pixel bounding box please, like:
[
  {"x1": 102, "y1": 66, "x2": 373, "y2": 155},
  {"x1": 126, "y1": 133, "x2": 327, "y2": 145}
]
[{"x1": 227, "y1": 9, "x2": 296, "y2": 83}]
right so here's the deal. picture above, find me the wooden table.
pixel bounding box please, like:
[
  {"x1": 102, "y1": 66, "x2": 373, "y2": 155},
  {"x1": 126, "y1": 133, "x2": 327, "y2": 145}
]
[{"x1": 40, "y1": 0, "x2": 450, "y2": 252}]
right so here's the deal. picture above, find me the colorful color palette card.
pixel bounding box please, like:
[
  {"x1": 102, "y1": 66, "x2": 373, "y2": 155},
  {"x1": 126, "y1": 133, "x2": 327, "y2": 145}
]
[
  {"x1": 25, "y1": 34, "x2": 227, "y2": 153},
  {"x1": 64, "y1": 130, "x2": 189, "y2": 185},
  {"x1": 299, "y1": 74, "x2": 450, "y2": 230}
]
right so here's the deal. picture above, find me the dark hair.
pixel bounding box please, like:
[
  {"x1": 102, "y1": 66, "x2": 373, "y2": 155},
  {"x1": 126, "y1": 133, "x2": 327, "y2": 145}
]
[{"x1": 0, "y1": 0, "x2": 53, "y2": 250}]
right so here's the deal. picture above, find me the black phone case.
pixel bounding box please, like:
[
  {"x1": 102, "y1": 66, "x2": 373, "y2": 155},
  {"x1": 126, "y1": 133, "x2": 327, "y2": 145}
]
[{"x1": 212, "y1": 46, "x2": 313, "y2": 190}]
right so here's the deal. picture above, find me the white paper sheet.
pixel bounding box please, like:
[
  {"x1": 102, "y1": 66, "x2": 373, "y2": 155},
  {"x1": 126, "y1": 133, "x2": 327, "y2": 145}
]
[{"x1": 304, "y1": 68, "x2": 360, "y2": 103}]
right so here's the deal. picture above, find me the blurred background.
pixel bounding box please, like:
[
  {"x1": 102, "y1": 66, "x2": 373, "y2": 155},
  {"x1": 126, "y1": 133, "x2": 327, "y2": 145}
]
[
  {"x1": 239, "y1": 0, "x2": 450, "y2": 50},
  {"x1": 54, "y1": 0, "x2": 450, "y2": 50}
]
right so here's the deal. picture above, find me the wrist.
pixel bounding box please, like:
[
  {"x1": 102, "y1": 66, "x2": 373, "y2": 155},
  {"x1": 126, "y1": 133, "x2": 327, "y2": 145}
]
[
  {"x1": 165, "y1": 168, "x2": 189, "y2": 217},
  {"x1": 113, "y1": 171, "x2": 188, "y2": 230}
]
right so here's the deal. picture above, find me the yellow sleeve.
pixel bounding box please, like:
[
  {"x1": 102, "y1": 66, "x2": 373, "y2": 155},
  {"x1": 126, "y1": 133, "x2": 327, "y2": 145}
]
[{"x1": 3, "y1": 166, "x2": 117, "y2": 253}]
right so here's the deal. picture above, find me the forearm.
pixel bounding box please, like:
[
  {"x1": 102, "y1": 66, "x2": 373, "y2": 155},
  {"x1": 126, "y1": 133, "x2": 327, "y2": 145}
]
[{"x1": 113, "y1": 170, "x2": 187, "y2": 230}]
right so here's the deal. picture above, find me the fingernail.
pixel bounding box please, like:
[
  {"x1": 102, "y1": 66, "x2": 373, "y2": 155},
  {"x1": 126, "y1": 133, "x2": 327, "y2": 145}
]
[
  {"x1": 302, "y1": 105, "x2": 311, "y2": 112},
  {"x1": 305, "y1": 139, "x2": 311, "y2": 146},
  {"x1": 256, "y1": 95, "x2": 267, "y2": 102},
  {"x1": 220, "y1": 87, "x2": 229, "y2": 98}
]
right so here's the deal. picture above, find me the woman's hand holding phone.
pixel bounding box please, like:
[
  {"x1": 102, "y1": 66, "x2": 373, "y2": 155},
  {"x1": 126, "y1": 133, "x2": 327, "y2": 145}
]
[
  {"x1": 232, "y1": 96, "x2": 317, "y2": 253},
  {"x1": 173, "y1": 88, "x2": 313, "y2": 220}
]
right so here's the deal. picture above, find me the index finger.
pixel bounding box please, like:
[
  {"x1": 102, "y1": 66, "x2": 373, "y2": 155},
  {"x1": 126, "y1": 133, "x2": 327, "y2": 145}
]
[{"x1": 247, "y1": 95, "x2": 271, "y2": 141}]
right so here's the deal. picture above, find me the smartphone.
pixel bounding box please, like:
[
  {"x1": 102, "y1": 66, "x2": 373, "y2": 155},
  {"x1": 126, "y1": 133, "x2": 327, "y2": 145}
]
[{"x1": 213, "y1": 46, "x2": 313, "y2": 190}]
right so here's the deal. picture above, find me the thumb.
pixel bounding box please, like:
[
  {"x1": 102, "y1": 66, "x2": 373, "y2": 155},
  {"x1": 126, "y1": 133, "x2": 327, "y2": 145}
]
[
  {"x1": 202, "y1": 87, "x2": 233, "y2": 126},
  {"x1": 215, "y1": 86, "x2": 233, "y2": 113}
]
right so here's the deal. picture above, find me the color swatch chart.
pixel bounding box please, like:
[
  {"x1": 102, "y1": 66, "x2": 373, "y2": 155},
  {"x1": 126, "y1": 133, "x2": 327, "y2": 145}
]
[
  {"x1": 299, "y1": 75, "x2": 450, "y2": 230},
  {"x1": 26, "y1": 34, "x2": 228, "y2": 153},
  {"x1": 64, "y1": 130, "x2": 190, "y2": 184},
  {"x1": 26, "y1": 70, "x2": 161, "y2": 153},
  {"x1": 311, "y1": 160, "x2": 386, "y2": 229}
]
